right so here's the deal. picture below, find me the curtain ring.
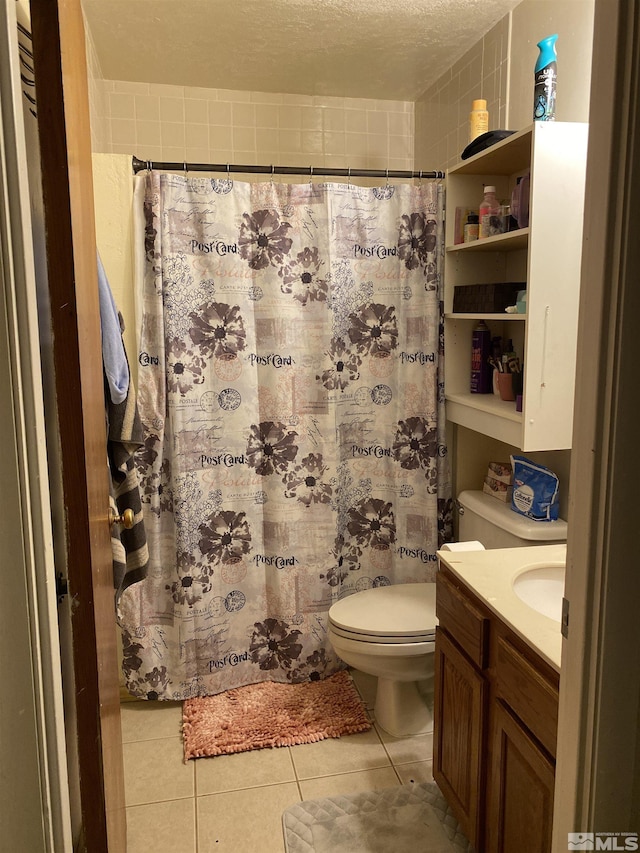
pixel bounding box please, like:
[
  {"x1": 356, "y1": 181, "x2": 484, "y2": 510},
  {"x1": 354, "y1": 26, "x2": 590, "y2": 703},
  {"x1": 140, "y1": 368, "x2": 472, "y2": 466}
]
[
  {"x1": 309, "y1": 165, "x2": 313, "y2": 186},
  {"x1": 146, "y1": 160, "x2": 152, "y2": 174},
  {"x1": 183, "y1": 160, "x2": 188, "y2": 178},
  {"x1": 226, "y1": 163, "x2": 230, "y2": 176},
  {"x1": 347, "y1": 167, "x2": 351, "y2": 186},
  {"x1": 385, "y1": 168, "x2": 389, "y2": 188},
  {"x1": 270, "y1": 163, "x2": 275, "y2": 185},
  {"x1": 418, "y1": 170, "x2": 423, "y2": 185}
]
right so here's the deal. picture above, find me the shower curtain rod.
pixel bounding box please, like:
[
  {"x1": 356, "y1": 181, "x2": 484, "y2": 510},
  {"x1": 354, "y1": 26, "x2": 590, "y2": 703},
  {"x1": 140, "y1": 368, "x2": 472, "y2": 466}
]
[{"x1": 131, "y1": 155, "x2": 445, "y2": 181}]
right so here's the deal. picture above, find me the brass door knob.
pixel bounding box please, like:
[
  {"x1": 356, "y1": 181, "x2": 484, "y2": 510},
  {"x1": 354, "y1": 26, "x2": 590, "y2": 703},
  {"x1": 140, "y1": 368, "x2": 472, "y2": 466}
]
[{"x1": 109, "y1": 507, "x2": 134, "y2": 529}]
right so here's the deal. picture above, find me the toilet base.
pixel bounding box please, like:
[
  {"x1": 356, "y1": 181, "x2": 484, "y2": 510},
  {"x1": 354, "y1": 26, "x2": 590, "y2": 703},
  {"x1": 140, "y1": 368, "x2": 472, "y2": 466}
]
[{"x1": 374, "y1": 677, "x2": 433, "y2": 738}]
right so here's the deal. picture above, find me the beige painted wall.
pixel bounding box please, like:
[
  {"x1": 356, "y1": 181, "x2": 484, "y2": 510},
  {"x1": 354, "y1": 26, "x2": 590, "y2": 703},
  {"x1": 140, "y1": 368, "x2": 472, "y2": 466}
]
[{"x1": 509, "y1": 0, "x2": 595, "y2": 130}]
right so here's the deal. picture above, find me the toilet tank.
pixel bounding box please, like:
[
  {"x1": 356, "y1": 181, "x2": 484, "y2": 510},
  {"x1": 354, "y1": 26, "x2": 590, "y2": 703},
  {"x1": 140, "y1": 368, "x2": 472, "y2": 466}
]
[{"x1": 457, "y1": 490, "x2": 567, "y2": 548}]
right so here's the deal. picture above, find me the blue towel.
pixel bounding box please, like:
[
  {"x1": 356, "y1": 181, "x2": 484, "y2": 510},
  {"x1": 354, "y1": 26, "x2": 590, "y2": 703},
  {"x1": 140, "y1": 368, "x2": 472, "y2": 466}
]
[{"x1": 97, "y1": 253, "x2": 129, "y2": 404}]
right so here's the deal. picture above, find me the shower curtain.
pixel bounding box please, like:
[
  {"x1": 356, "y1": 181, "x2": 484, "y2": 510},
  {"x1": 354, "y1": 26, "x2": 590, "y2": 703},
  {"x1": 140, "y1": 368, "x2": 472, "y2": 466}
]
[{"x1": 118, "y1": 172, "x2": 451, "y2": 700}]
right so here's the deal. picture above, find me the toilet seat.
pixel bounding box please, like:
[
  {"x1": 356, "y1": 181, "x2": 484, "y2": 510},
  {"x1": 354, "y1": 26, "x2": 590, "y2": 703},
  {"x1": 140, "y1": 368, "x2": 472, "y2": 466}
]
[{"x1": 328, "y1": 583, "x2": 437, "y2": 644}]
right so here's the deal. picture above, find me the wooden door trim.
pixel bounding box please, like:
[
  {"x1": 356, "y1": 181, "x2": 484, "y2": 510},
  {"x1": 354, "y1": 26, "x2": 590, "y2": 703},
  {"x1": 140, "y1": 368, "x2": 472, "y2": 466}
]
[{"x1": 30, "y1": 0, "x2": 126, "y2": 849}]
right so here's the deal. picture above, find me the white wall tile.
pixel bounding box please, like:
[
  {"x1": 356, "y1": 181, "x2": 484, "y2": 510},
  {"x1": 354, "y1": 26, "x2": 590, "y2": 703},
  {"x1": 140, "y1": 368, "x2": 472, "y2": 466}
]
[
  {"x1": 232, "y1": 126, "x2": 256, "y2": 153},
  {"x1": 160, "y1": 97, "x2": 184, "y2": 123},
  {"x1": 301, "y1": 107, "x2": 324, "y2": 132},
  {"x1": 209, "y1": 125, "x2": 233, "y2": 150},
  {"x1": 184, "y1": 99, "x2": 209, "y2": 124},
  {"x1": 110, "y1": 93, "x2": 135, "y2": 120},
  {"x1": 113, "y1": 80, "x2": 149, "y2": 95},
  {"x1": 102, "y1": 80, "x2": 414, "y2": 174},
  {"x1": 135, "y1": 95, "x2": 160, "y2": 122},
  {"x1": 232, "y1": 102, "x2": 256, "y2": 127},
  {"x1": 148, "y1": 84, "x2": 183, "y2": 98},
  {"x1": 367, "y1": 111, "x2": 388, "y2": 136},
  {"x1": 186, "y1": 125, "x2": 209, "y2": 149},
  {"x1": 111, "y1": 118, "x2": 136, "y2": 147},
  {"x1": 208, "y1": 101, "x2": 233, "y2": 126},
  {"x1": 161, "y1": 123, "x2": 185, "y2": 149},
  {"x1": 278, "y1": 105, "x2": 303, "y2": 130},
  {"x1": 136, "y1": 121, "x2": 161, "y2": 147}
]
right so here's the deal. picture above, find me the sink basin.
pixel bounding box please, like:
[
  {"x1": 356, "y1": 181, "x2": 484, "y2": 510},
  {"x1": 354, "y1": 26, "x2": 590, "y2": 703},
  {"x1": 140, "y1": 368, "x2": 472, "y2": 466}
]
[{"x1": 512, "y1": 562, "x2": 565, "y2": 622}]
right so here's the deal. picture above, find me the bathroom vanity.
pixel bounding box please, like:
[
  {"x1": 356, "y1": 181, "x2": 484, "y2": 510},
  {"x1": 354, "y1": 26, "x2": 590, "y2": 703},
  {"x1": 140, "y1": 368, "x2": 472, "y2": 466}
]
[{"x1": 434, "y1": 545, "x2": 564, "y2": 853}]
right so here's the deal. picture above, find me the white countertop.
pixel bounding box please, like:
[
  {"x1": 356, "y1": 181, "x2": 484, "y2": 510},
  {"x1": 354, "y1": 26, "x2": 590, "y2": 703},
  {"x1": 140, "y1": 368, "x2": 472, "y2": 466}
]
[{"x1": 436, "y1": 543, "x2": 566, "y2": 672}]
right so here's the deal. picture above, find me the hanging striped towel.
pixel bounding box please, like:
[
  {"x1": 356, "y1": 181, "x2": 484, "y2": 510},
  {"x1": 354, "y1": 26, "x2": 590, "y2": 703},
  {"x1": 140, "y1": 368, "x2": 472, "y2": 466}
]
[{"x1": 106, "y1": 314, "x2": 148, "y2": 606}]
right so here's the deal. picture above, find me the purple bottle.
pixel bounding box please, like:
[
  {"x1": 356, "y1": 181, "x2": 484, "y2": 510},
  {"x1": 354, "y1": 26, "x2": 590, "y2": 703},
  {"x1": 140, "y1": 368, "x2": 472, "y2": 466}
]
[{"x1": 471, "y1": 320, "x2": 492, "y2": 393}]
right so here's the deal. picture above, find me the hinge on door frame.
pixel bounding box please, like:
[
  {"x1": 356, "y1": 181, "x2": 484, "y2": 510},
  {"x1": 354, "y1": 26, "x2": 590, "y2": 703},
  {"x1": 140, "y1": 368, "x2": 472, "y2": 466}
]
[
  {"x1": 56, "y1": 572, "x2": 68, "y2": 604},
  {"x1": 561, "y1": 596, "x2": 570, "y2": 639}
]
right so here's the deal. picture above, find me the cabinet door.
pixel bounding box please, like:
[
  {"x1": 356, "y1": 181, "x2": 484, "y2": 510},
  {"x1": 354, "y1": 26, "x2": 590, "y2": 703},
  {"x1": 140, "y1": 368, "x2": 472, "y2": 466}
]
[
  {"x1": 489, "y1": 700, "x2": 555, "y2": 853},
  {"x1": 434, "y1": 627, "x2": 486, "y2": 849}
]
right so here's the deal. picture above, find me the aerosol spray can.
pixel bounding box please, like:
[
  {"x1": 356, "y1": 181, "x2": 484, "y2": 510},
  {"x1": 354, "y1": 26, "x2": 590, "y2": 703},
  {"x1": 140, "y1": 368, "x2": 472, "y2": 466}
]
[
  {"x1": 471, "y1": 321, "x2": 492, "y2": 393},
  {"x1": 533, "y1": 34, "x2": 558, "y2": 121}
]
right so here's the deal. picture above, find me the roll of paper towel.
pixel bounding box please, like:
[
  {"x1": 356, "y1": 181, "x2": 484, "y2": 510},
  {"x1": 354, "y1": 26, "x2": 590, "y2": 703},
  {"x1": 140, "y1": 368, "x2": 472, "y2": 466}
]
[{"x1": 440, "y1": 540, "x2": 485, "y2": 552}]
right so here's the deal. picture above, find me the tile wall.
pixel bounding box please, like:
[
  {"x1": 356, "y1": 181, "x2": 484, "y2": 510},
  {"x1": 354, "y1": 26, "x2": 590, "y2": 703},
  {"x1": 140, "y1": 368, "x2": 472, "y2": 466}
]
[
  {"x1": 84, "y1": 9, "x2": 110, "y2": 154},
  {"x1": 90, "y1": 80, "x2": 415, "y2": 175},
  {"x1": 414, "y1": 17, "x2": 510, "y2": 172}
]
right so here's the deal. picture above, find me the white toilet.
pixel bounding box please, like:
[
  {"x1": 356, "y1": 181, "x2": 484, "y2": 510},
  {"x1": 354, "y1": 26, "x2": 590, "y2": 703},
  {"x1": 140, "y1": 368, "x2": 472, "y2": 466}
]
[{"x1": 328, "y1": 489, "x2": 567, "y2": 738}]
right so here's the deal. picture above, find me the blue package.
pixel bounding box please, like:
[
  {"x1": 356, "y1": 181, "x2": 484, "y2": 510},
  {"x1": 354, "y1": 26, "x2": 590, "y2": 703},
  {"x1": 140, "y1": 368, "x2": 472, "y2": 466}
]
[{"x1": 510, "y1": 455, "x2": 559, "y2": 521}]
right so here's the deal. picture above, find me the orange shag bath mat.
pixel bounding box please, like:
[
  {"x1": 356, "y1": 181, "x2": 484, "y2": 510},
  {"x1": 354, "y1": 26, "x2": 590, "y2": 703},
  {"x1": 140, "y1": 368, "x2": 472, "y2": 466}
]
[{"x1": 182, "y1": 671, "x2": 371, "y2": 760}]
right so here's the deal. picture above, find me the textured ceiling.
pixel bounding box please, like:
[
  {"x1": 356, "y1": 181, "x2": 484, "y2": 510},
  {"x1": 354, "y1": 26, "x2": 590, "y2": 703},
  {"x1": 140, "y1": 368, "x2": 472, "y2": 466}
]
[{"x1": 83, "y1": 0, "x2": 521, "y2": 100}]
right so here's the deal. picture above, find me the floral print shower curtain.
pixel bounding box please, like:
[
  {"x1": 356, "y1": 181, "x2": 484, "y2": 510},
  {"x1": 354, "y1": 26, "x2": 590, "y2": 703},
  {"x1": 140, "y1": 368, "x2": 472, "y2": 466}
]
[{"x1": 118, "y1": 173, "x2": 451, "y2": 700}]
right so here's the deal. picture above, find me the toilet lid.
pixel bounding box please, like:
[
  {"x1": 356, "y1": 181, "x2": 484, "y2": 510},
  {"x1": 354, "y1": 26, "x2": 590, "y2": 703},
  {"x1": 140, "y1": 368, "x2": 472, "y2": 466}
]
[{"x1": 328, "y1": 583, "x2": 437, "y2": 641}]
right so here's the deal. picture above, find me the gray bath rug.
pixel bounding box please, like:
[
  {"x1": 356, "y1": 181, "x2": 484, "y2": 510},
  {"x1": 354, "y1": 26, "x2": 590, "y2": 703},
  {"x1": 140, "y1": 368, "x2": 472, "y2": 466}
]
[{"x1": 282, "y1": 781, "x2": 473, "y2": 853}]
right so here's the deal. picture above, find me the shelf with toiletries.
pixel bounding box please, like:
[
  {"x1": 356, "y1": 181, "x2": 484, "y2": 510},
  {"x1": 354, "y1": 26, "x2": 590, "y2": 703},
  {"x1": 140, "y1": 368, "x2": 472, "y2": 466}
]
[
  {"x1": 446, "y1": 227, "x2": 529, "y2": 254},
  {"x1": 444, "y1": 121, "x2": 588, "y2": 452}
]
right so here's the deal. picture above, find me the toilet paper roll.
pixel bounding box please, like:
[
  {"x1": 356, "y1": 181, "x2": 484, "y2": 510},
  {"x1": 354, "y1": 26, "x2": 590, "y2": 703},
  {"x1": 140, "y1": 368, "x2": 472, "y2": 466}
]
[{"x1": 440, "y1": 540, "x2": 485, "y2": 552}]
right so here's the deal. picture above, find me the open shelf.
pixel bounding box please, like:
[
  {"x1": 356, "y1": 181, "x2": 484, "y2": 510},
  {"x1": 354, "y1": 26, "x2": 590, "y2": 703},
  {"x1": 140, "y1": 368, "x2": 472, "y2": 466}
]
[
  {"x1": 448, "y1": 126, "x2": 533, "y2": 176},
  {"x1": 446, "y1": 228, "x2": 529, "y2": 254},
  {"x1": 445, "y1": 313, "x2": 526, "y2": 321},
  {"x1": 445, "y1": 393, "x2": 523, "y2": 448}
]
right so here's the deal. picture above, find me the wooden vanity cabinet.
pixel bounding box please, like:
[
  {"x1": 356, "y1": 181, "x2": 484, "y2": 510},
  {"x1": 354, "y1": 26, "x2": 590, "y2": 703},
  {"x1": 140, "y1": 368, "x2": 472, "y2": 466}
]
[{"x1": 434, "y1": 566, "x2": 560, "y2": 853}]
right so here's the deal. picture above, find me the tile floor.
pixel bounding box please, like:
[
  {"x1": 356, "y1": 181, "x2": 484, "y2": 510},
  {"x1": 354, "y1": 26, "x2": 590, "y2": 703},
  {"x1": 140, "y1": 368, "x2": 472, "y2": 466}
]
[{"x1": 122, "y1": 669, "x2": 434, "y2": 852}]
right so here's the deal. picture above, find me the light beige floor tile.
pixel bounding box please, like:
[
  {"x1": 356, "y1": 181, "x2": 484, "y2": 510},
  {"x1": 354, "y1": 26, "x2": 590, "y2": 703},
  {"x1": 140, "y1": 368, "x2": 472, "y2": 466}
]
[
  {"x1": 120, "y1": 700, "x2": 183, "y2": 743},
  {"x1": 123, "y1": 736, "x2": 194, "y2": 805},
  {"x1": 395, "y1": 759, "x2": 434, "y2": 785},
  {"x1": 299, "y1": 766, "x2": 400, "y2": 800},
  {"x1": 126, "y1": 798, "x2": 196, "y2": 853},
  {"x1": 197, "y1": 782, "x2": 299, "y2": 852},
  {"x1": 375, "y1": 723, "x2": 433, "y2": 765},
  {"x1": 196, "y1": 745, "x2": 296, "y2": 794},
  {"x1": 350, "y1": 668, "x2": 377, "y2": 710},
  {"x1": 290, "y1": 728, "x2": 389, "y2": 779}
]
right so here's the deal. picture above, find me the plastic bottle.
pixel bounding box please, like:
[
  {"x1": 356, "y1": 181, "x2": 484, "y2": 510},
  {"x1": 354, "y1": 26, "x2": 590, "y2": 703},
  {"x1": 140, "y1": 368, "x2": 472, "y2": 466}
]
[
  {"x1": 478, "y1": 186, "x2": 500, "y2": 239},
  {"x1": 463, "y1": 212, "x2": 479, "y2": 243},
  {"x1": 533, "y1": 34, "x2": 558, "y2": 121},
  {"x1": 471, "y1": 320, "x2": 492, "y2": 394},
  {"x1": 469, "y1": 99, "x2": 489, "y2": 143}
]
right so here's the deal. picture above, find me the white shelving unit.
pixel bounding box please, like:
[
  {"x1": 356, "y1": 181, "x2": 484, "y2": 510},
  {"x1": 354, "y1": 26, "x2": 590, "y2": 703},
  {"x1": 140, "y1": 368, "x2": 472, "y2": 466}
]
[{"x1": 444, "y1": 122, "x2": 588, "y2": 451}]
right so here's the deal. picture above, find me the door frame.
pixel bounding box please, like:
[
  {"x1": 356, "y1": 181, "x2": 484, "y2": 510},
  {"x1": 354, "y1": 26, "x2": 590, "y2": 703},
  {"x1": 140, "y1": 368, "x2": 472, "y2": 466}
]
[
  {"x1": 29, "y1": 0, "x2": 126, "y2": 849},
  {"x1": 554, "y1": 0, "x2": 640, "y2": 844},
  {"x1": 0, "y1": 1, "x2": 72, "y2": 849}
]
